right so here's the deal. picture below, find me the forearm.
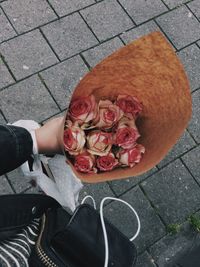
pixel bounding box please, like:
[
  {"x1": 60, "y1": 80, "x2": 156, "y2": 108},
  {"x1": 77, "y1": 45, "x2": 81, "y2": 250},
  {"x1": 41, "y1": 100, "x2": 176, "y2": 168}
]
[
  {"x1": 0, "y1": 125, "x2": 33, "y2": 175},
  {"x1": 0, "y1": 116, "x2": 64, "y2": 175}
]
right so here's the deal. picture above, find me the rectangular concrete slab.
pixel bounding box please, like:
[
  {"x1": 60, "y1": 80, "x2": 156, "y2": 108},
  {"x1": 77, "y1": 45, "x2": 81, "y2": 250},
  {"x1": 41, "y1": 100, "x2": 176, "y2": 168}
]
[
  {"x1": 0, "y1": 29, "x2": 59, "y2": 80},
  {"x1": 1, "y1": 0, "x2": 57, "y2": 33},
  {"x1": 0, "y1": 112, "x2": 6, "y2": 123},
  {"x1": 104, "y1": 186, "x2": 166, "y2": 252},
  {"x1": 42, "y1": 13, "x2": 98, "y2": 60},
  {"x1": 188, "y1": 89, "x2": 200, "y2": 143},
  {"x1": 178, "y1": 44, "x2": 200, "y2": 92},
  {"x1": 182, "y1": 146, "x2": 200, "y2": 184},
  {"x1": 141, "y1": 160, "x2": 200, "y2": 224},
  {"x1": 79, "y1": 182, "x2": 115, "y2": 208},
  {"x1": 82, "y1": 37, "x2": 124, "y2": 67},
  {"x1": 0, "y1": 175, "x2": 14, "y2": 194},
  {"x1": 40, "y1": 56, "x2": 88, "y2": 109},
  {"x1": 149, "y1": 222, "x2": 197, "y2": 266},
  {"x1": 0, "y1": 7, "x2": 16, "y2": 42},
  {"x1": 0, "y1": 59, "x2": 14, "y2": 88},
  {"x1": 119, "y1": 0, "x2": 168, "y2": 24},
  {"x1": 109, "y1": 167, "x2": 158, "y2": 196},
  {"x1": 80, "y1": 0, "x2": 134, "y2": 41},
  {"x1": 136, "y1": 251, "x2": 157, "y2": 267},
  {"x1": 0, "y1": 75, "x2": 59, "y2": 123},
  {"x1": 48, "y1": 0, "x2": 95, "y2": 17},
  {"x1": 158, "y1": 130, "x2": 196, "y2": 168},
  {"x1": 187, "y1": 0, "x2": 200, "y2": 20},
  {"x1": 121, "y1": 21, "x2": 160, "y2": 44},
  {"x1": 163, "y1": 0, "x2": 190, "y2": 9},
  {"x1": 6, "y1": 168, "x2": 31, "y2": 193},
  {"x1": 156, "y1": 6, "x2": 200, "y2": 50}
]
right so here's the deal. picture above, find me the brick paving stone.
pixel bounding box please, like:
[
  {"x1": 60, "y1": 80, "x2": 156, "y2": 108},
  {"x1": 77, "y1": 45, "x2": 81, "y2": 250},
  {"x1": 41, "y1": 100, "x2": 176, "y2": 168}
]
[
  {"x1": 188, "y1": 89, "x2": 200, "y2": 143},
  {"x1": 0, "y1": 75, "x2": 59, "y2": 123},
  {"x1": 48, "y1": 0, "x2": 95, "y2": 17},
  {"x1": 79, "y1": 182, "x2": 114, "y2": 208},
  {"x1": 0, "y1": 175, "x2": 14, "y2": 194},
  {"x1": 1, "y1": 0, "x2": 57, "y2": 34},
  {"x1": 0, "y1": 7, "x2": 16, "y2": 43},
  {"x1": 42, "y1": 13, "x2": 98, "y2": 60},
  {"x1": 121, "y1": 21, "x2": 160, "y2": 44},
  {"x1": 182, "y1": 146, "x2": 200, "y2": 184},
  {"x1": 0, "y1": 58, "x2": 14, "y2": 88},
  {"x1": 40, "y1": 56, "x2": 88, "y2": 109},
  {"x1": 177, "y1": 44, "x2": 200, "y2": 92},
  {"x1": 24, "y1": 186, "x2": 41, "y2": 194},
  {"x1": 0, "y1": 30, "x2": 58, "y2": 80},
  {"x1": 6, "y1": 168, "x2": 31, "y2": 193},
  {"x1": 156, "y1": 6, "x2": 200, "y2": 50},
  {"x1": 187, "y1": 0, "x2": 200, "y2": 20},
  {"x1": 0, "y1": 112, "x2": 6, "y2": 123},
  {"x1": 118, "y1": 0, "x2": 167, "y2": 24},
  {"x1": 109, "y1": 167, "x2": 158, "y2": 196},
  {"x1": 82, "y1": 37, "x2": 124, "y2": 67},
  {"x1": 136, "y1": 251, "x2": 157, "y2": 267},
  {"x1": 163, "y1": 0, "x2": 190, "y2": 9},
  {"x1": 158, "y1": 130, "x2": 196, "y2": 168},
  {"x1": 149, "y1": 222, "x2": 197, "y2": 267},
  {"x1": 104, "y1": 186, "x2": 166, "y2": 252},
  {"x1": 141, "y1": 159, "x2": 200, "y2": 224},
  {"x1": 80, "y1": 0, "x2": 134, "y2": 41}
]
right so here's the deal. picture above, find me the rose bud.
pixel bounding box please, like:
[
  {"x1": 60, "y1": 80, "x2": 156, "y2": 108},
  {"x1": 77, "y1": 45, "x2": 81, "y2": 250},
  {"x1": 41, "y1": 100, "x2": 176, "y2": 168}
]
[
  {"x1": 94, "y1": 100, "x2": 123, "y2": 129},
  {"x1": 68, "y1": 95, "x2": 97, "y2": 128},
  {"x1": 117, "y1": 144, "x2": 145, "y2": 168},
  {"x1": 96, "y1": 153, "x2": 119, "y2": 172},
  {"x1": 115, "y1": 118, "x2": 140, "y2": 149},
  {"x1": 116, "y1": 94, "x2": 142, "y2": 119},
  {"x1": 87, "y1": 130, "x2": 113, "y2": 156},
  {"x1": 63, "y1": 121, "x2": 86, "y2": 155},
  {"x1": 74, "y1": 152, "x2": 97, "y2": 173}
]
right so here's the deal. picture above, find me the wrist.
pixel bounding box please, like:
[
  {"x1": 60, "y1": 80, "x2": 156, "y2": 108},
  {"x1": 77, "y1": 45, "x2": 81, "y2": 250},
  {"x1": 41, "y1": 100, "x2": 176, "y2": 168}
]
[{"x1": 35, "y1": 117, "x2": 64, "y2": 155}]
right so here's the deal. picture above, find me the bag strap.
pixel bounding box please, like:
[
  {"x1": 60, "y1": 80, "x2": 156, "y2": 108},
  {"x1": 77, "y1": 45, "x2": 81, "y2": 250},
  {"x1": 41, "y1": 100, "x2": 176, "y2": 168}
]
[{"x1": 81, "y1": 195, "x2": 141, "y2": 267}]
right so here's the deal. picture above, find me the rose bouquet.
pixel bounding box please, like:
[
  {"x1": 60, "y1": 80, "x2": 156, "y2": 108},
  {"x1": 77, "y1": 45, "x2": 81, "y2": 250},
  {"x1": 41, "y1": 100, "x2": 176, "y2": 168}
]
[
  {"x1": 63, "y1": 94, "x2": 145, "y2": 174},
  {"x1": 60, "y1": 32, "x2": 191, "y2": 182}
]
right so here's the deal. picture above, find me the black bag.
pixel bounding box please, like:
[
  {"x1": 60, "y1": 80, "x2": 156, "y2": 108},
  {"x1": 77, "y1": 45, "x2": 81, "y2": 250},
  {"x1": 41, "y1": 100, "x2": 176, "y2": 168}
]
[
  {"x1": 29, "y1": 198, "x2": 138, "y2": 267},
  {"x1": 0, "y1": 194, "x2": 137, "y2": 267}
]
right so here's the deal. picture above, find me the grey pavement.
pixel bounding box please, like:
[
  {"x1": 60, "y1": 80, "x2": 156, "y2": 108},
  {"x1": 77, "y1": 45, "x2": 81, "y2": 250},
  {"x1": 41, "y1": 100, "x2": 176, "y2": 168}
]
[{"x1": 0, "y1": 0, "x2": 200, "y2": 266}]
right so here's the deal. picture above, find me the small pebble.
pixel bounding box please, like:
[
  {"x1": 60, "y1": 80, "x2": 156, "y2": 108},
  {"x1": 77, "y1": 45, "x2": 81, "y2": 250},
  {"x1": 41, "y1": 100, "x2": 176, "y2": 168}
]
[{"x1": 23, "y1": 65, "x2": 29, "y2": 70}]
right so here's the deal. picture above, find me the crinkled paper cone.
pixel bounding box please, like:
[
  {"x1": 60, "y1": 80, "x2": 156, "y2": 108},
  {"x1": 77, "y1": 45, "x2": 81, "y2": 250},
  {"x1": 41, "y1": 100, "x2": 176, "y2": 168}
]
[{"x1": 63, "y1": 32, "x2": 192, "y2": 183}]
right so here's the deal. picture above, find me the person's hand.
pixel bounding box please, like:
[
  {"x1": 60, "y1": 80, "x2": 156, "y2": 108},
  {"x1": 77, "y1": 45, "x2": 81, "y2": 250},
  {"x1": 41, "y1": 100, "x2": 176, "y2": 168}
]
[{"x1": 35, "y1": 116, "x2": 65, "y2": 154}]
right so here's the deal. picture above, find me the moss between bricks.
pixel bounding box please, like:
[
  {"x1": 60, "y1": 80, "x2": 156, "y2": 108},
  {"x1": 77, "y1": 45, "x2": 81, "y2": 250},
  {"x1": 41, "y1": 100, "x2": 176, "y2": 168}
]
[
  {"x1": 166, "y1": 223, "x2": 181, "y2": 235},
  {"x1": 166, "y1": 214, "x2": 200, "y2": 236},
  {"x1": 188, "y1": 215, "x2": 200, "y2": 232}
]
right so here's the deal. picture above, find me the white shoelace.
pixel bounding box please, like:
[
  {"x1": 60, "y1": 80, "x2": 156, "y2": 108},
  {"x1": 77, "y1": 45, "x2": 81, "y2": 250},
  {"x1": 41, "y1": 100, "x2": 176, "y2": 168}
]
[{"x1": 81, "y1": 195, "x2": 141, "y2": 267}]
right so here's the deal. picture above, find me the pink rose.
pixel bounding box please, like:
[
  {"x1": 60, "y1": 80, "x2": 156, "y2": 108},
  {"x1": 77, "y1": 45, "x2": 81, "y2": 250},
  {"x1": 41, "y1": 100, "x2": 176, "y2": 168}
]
[
  {"x1": 63, "y1": 121, "x2": 85, "y2": 155},
  {"x1": 116, "y1": 95, "x2": 142, "y2": 119},
  {"x1": 68, "y1": 95, "x2": 97, "y2": 127},
  {"x1": 115, "y1": 118, "x2": 140, "y2": 149},
  {"x1": 74, "y1": 152, "x2": 97, "y2": 173},
  {"x1": 117, "y1": 144, "x2": 145, "y2": 167},
  {"x1": 87, "y1": 131, "x2": 113, "y2": 156},
  {"x1": 94, "y1": 100, "x2": 123, "y2": 129},
  {"x1": 96, "y1": 153, "x2": 119, "y2": 171}
]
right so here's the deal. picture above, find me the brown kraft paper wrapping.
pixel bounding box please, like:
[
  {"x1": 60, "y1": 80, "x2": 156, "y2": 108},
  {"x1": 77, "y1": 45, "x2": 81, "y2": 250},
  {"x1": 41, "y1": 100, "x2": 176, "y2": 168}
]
[{"x1": 62, "y1": 31, "x2": 192, "y2": 183}]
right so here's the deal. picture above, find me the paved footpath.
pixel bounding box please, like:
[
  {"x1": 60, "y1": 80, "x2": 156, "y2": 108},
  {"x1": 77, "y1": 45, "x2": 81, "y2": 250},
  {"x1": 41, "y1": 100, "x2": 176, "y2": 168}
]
[{"x1": 0, "y1": 0, "x2": 200, "y2": 266}]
